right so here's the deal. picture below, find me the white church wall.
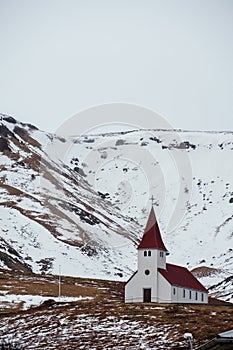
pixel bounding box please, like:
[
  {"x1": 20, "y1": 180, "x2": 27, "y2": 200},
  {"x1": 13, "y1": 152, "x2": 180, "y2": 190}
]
[
  {"x1": 125, "y1": 271, "x2": 154, "y2": 303},
  {"x1": 138, "y1": 249, "x2": 166, "y2": 270},
  {"x1": 125, "y1": 271, "x2": 141, "y2": 303},
  {"x1": 157, "y1": 251, "x2": 166, "y2": 269},
  {"x1": 173, "y1": 286, "x2": 208, "y2": 304},
  {"x1": 125, "y1": 269, "x2": 158, "y2": 303},
  {"x1": 138, "y1": 249, "x2": 156, "y2": 269},
  {"x1": 157, "y1": 273, "x2": 172, "y2": 303},
  {"x1": 125, "y1": 249, "x2": 163, "y2": 303},
  {"x1": 126, "y1": 248, "x2": 167, "y2": 303},
  {"x1": 202, "y1": 292, "x2": 208, "y2": 304}
]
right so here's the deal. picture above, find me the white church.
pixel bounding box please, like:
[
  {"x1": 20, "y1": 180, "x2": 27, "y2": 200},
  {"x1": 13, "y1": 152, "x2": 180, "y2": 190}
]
[{"x1": 125, "y1": 208, "x2": 208, "y2": 304}]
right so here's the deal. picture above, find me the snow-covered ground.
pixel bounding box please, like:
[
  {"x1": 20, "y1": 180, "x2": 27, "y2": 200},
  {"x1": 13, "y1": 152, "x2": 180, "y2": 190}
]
[{"x1": 0, "y1": 294, "x2": 93, "y2": 310}]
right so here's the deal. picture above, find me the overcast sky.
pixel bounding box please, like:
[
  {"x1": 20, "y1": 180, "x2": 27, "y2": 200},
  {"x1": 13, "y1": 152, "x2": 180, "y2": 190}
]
[{"x1": 0, "y1": 0, "x2": 233, "y2": 132}]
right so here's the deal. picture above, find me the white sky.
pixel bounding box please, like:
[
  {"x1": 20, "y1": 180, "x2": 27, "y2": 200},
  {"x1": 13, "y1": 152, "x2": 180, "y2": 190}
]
[{"x1": 0, "y1": 0, "x2": 233, "y2": 132}]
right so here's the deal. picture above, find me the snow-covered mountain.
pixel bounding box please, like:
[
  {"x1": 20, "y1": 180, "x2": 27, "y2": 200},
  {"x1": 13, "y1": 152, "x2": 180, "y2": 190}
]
[
  {"x1": 0, "y1": 113, "x2": 232, "y2": 301},
  {"x1": 64, "y1": 127, "x2": 233, "y2": 301},
  {"x1": 65, "y1": 128, "x2": 233, "y2": 267}
]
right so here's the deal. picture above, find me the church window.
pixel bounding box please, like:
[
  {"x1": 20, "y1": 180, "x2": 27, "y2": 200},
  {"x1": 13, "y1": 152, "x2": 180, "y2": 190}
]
[
  {"x1": 195, "y1": 292, "x2": 198, "y2": 300},
  {"x1": 201, "y1": 293, "x2": 204, "y2": 302},
  {"x1": 189, "y1": 291, "x2": 192, "y2": 299},
  {"x1": 148, "y1": 251, "x2": 151, "y2": 256},
  {"x1": 145, "y1": 269, "x2": 150, "y2": 275},
  {"x1": 183, "y1": 289, "x2": 185, "y2": 298},
  {"x1": 173, "y1": 288, "x2": 176, "y2": 295},
  {"x1": 160, "y1": 251, "x2": 164, "y2": 258},
  {"x1": 144, "y1": 251, "x2": 147, "y2": 257}
]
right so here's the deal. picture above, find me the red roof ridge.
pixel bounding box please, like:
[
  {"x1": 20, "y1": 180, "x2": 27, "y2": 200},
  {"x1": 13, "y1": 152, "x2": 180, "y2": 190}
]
[{"x1": 138, "y1": 207, "x2": 168, "y2": 251}]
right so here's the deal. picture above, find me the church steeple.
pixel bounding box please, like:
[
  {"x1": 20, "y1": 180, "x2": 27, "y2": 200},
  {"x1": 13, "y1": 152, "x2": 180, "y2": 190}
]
[{"x1": 138, "y1": 207, "x2": 168, "y2": 253}]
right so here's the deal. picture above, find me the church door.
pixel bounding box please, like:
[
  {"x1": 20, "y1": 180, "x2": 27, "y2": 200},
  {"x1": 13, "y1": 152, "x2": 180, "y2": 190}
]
[{"x1": 143, "y1": 288, "x2": 151, "y2": 302}]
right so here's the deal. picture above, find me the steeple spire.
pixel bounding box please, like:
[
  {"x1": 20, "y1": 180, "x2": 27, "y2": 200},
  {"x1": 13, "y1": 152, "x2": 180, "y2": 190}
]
[{"x1": 138, "y1": 207, "x2": 168, "y2": 252}]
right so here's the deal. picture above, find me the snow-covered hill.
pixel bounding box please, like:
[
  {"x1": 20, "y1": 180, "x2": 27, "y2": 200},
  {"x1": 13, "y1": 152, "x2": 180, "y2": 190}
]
[
  {"x1": 0, "y1": 113, "x2": 232, "y2": 301},
  {"x1": 0, "y1": 114, "x2": 141, "y2": 280},
  {"x1": 65, "y1": 128, "x2": 233, "y2": 270}
]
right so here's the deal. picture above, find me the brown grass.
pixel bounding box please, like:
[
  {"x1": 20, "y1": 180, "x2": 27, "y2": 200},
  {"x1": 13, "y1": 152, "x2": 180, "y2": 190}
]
[
  {"x1": 0, "y1": 270, "x2": 232, "y2": 349},
  {"x1": 0, "y1": 271, "x2": 99, "y2": 300}
]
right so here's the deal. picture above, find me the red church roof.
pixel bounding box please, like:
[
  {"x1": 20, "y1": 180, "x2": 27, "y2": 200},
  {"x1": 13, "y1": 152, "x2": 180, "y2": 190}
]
[
  {"x1": 138, "y1": 207, "x2": 168, "y2": 252},
  {"x1": 159, "y1": 263, "x2": 208, "y2": 292}
]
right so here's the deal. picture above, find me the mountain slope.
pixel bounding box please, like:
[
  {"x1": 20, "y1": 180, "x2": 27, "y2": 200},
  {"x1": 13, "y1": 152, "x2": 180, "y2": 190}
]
[{"x1": 0, "y1": 114, "x2": 141, "y2": 279}]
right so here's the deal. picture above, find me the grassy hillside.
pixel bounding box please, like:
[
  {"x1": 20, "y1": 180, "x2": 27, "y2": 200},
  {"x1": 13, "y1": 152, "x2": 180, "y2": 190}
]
[{"x1": 0, "y1": 270, "x2": 232, "y2": 349}]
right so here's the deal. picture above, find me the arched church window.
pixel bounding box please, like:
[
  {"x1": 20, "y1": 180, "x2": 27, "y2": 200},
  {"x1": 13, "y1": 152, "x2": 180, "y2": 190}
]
[
  {"x1": 144, "y1": 251, "x2": 147, "y2": 257},
  {"x1": 148, "y1": 251, "x2": 151, "y2": 256}
]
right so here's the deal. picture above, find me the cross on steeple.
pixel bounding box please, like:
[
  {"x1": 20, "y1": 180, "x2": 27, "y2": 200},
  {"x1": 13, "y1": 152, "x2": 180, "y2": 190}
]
[{"x1": 149, "y1": 194, "x2": 156, "y2": 207}]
